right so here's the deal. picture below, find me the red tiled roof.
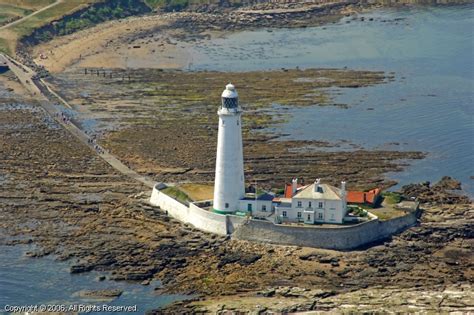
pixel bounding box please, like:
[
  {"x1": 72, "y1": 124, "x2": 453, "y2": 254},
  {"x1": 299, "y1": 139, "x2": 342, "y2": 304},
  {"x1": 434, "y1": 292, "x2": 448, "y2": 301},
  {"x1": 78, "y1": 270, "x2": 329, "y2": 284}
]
[
  {"x1": 284, "y1": 183, "x2": 306, "y2": 198},
  {"x1": 347, "y1": 191, "x2": 366, "y2": 203},
  {"x1": 347, "y1": 188, "x2": 381, "y2": 205}
]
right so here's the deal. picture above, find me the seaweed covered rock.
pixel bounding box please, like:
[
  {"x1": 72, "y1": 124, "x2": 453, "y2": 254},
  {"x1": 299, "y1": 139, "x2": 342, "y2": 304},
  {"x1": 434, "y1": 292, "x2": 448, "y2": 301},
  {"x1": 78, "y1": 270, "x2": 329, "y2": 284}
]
[{"x1": 401, "y1": 177, "x2": 470, "y2": 204}]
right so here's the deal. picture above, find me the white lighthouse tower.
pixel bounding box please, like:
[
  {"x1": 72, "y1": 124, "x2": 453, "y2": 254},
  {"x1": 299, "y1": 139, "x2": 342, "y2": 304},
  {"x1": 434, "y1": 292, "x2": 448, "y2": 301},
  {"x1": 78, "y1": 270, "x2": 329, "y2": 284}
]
[{"x1": 213, "y1": 83, "x2": 245, "y2": 213}]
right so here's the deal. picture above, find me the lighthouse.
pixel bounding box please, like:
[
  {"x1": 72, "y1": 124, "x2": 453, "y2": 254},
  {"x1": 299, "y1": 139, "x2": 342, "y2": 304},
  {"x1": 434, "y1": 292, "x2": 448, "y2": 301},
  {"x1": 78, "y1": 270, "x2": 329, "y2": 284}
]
[{"x1": 213, "y1": 83, "x2": 245, "y2": 213}]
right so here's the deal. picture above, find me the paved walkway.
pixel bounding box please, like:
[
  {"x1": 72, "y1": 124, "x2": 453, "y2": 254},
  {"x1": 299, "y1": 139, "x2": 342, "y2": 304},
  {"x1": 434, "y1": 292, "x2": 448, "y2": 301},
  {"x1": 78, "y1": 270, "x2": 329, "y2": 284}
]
[
  {"x1": 0, "y1": 0, "x2": 63, "y2": 30},
  {"x1": 1, "y1": 53, "x2": 156, "y2": 189}
]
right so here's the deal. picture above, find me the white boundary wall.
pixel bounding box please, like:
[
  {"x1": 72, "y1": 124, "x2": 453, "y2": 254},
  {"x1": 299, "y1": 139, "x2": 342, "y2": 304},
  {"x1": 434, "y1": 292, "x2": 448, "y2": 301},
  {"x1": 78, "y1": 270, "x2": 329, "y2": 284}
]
[
  {"x1": 150, "y1": 184, "x2": 419, "y2": 249},
  {"x1": 233, "y1": 209, "x2": 420, "y2": 250},
  {"x1": 150, "y1": 184, "x2": 247, "y2": 236}
]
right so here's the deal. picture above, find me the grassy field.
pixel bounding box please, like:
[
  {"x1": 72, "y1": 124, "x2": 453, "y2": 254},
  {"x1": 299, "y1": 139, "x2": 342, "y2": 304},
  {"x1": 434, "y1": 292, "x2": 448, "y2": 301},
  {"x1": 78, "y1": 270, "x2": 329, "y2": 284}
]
[
  {"x1": 10, "y1": 1, "x2": 99, "y2": 37},
  {"x1": 178, "y1": 183, "x2": 214, "y2": 201},
  {"x1": 0, "y1": 37, "x2": 9, "y2": 53},
  {"x1": 370, "y1": 207, "x2": 406, "y2": 221},
  {"x1": 0, "y1": 0, "x2": 55, "y2": 11},
  {"x1": 382, "y1": 191, "x2": 403, "y2": 204},
  {"x1": 162, "y1": 186, "x2": 193, "y2": 204},
  {"x1": 0, "y1": 4, "x2": 33, "y2": 26},
  {"x1": 0, "y1": 0, "x2": 98, "y2": 54}
]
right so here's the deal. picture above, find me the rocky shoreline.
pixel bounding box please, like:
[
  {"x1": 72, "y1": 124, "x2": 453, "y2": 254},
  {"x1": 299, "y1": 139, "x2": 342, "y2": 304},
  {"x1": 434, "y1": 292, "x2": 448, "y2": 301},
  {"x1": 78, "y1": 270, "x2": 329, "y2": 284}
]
[{"x1": 0, "y1": 91, "x2": 471, "y2": 312}]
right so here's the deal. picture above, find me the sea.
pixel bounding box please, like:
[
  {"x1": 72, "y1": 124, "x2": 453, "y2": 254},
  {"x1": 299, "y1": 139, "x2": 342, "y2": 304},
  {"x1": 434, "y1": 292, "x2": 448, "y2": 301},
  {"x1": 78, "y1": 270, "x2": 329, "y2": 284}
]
[
  {"x1": 191, "y1": 5, "x2": 474, "y2": 196},
  {"x1": 0, "y1": 245, "x2": 185, "y2": 315}
]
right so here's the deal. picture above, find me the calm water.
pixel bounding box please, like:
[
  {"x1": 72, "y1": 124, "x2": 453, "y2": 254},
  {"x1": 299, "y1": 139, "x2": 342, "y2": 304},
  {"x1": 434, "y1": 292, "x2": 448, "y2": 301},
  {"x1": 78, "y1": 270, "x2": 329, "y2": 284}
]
[
  {"x1": 190, "y1": 5, "x2": 474, "y2": 195},
  {"x1": 0, "y1": 245, "x2": 184, "y2": 314}
]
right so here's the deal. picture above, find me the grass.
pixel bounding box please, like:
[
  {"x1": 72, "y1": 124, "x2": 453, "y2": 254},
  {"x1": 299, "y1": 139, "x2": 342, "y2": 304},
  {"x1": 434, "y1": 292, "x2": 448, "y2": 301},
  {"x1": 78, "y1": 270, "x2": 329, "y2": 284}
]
[
  {"x1": 370, "y1": 206, "x2": 406, "y2": 221},
  {"x1": 0, "y1": 0, "x2": 55, "y2": 11},
  {"x1": 177, "y1": 183, "x2": 213, "y2": 201},
  {"x1": 10, "y1": 0, "x2": 98, "y2": 37},
  {"x1": 27, "y1": 0, "x2": 151, "y2": 43},
  {"x1": 145, "y1": 0, "x2": 190, "y2": 10},
  {"x1": 0, "y1": 4, "x2": 33, "y2": 25},
  {"x1": 145, "y1": 0, "x2": 244, "y2": 10},
  {"x1": 0, "y1": 0, "x2": 149, "y2": 57},
  {"x1": 382, "y1": 191, "x2": 403, "y2": 204},
  {"x1": 0, "y1": 37, "x2": 10, "y2": 54},
  {"x1": 0, "y1": 0, "x2": 97, "y2": 55},
  {"x1": 162, "y1": 186, "x2": 193, "y2": 205},
  {"x1": 347, "y1": 205, "x2": 368, "y2": 217}
]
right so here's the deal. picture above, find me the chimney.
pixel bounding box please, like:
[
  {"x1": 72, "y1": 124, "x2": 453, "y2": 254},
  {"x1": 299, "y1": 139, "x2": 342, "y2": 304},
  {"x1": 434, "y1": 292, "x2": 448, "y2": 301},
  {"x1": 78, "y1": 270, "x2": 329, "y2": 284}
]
[
  {"x1": 341, "y1": 181, "x2": 347, "y2": 211},
  {"x1": 314, "y1": 178, "x2": 321, "y2": 192},
  {"x1": 291, "y1": 178, "x2": 298, "y2": 196}
]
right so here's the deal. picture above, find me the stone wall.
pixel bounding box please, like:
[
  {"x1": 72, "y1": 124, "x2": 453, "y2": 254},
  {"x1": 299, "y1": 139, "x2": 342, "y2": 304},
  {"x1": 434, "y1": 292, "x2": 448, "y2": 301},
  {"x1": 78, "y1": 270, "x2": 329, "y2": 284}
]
[
  {"x1": 233, "y1": 209, "x2": 420, "y2": 250},
  {"x1": 150, "y1": 184, "x2": 189, "y2": 222},
  {"x1": 150, "y1": 184, "x2": 420, "y2": 249},
  {"x1": 189, "y1": 203, "x2": 228, "y2": 235},
  {"x1": 150, "y1": 184, "x2": 247, "y2": 236},
  {"x1": 227, "y1": 214, "x2": 248, "y2": 234}
]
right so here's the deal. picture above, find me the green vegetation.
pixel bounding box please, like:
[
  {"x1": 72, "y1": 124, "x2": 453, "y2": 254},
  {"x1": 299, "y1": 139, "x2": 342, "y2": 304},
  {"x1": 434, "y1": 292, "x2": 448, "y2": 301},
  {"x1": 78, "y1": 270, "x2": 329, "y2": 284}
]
[
  {"x1": 0, "y1": 38, "x2": 10, "y2": 54},
  {"x1": 145, "y1": 0, "x2": 245, "y2": 11},
  {"x1": 149, "y1": 0, "x2": 189, "y2": 11},
  {"x1": 162, "y1": 186, "x2": 192, "y2": 205},
  {"x1": 370, "y1": 206, "x2": 406, "y2": 221},
  {"x1": 22, "y1": 0, "x2": 150, "y2": 44},
  {"x1": 0, "y1": 4, "x2": 33, "y2": 26},
  {"x1": 145, "y1": 0, "x2": 218, "y2": 11},
  {"x1": 9, "y1": 1, "x2": 97, "y2": 37},
  {"x1": 0, "y1": 0, "x2": 55, "y2": 11},
  {"x1": 178, "y1": 183, "x2": 213, "y2": 201},
  {"x1": 0, "y1": 0, "x2": 149, "y2": 54},
  {"x1": 273, "y1": 188, "x2": 285, "y2": 195},
  {"x1": 347, "y1": 205, "x2": 368, "y2": 217},
  {"x1": 0, "y1": 0, "x2": 97, "y2": 53},
  {"x1": 382, "y1": 191, "x2": 403, "y2": 204}
]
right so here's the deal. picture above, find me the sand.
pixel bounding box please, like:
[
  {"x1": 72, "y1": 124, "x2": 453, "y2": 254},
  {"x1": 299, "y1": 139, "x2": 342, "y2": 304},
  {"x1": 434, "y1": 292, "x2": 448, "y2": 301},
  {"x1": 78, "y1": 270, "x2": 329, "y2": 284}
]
[{"x1": 32, "y1": 14, "x2": 193, "y2": 73}]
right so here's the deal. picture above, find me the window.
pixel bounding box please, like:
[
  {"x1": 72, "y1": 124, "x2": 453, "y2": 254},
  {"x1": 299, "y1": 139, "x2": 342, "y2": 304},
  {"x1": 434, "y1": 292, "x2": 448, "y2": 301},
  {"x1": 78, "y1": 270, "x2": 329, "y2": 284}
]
[
  {"x1": 282, "y1": 211, "x2": 287, "y2": 217},
  {"x1": 307, "y1": 214, "x2": 311, "y2": 221},
  {"x1": 297, "y1": 212, "x2": 302, "y2": 218},
  {"x1": 308, "y1": 201, "x2": 312, "y2": 208},
  {"x1": 331, "y1": 213, "x2": 335, "y2": 221},
  {"x1": 318, "y1": 213, "x2": 323, "y2": 220},
  {"x1": 297, "y1": 201, "x2": 302, "y2": 208},
  {"x1": 225, "y1": 203, "x2": 229, "y2": 209},
  {"x1": 318, "y1": 202, "x2": 323, "y2": 208},
  {"x1": 247, "y1": 203, "x2": 253, "y2": 211},
  {"x1": 262, "y1": 205, "x2": 267, "y2": 212},
  {"x1": 223, "y1": 97, "x2": 238, "y2": 108}
]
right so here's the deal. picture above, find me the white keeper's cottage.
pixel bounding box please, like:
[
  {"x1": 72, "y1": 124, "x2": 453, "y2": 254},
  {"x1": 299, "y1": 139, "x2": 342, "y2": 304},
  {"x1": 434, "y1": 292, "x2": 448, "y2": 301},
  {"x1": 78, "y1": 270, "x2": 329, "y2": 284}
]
[{"x1": 273, "y1": 179, "x2": 348, "y2": 224}]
